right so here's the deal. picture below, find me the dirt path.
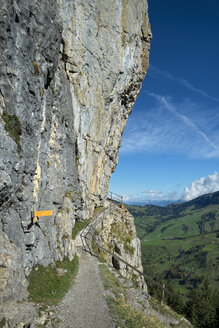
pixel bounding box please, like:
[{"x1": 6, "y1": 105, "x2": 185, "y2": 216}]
[{"x1": 54, "y1": 241, "x2": 115, "y2": 328}]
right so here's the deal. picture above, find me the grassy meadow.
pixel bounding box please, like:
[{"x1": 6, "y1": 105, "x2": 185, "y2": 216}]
[{"x1": 127, "y1": 192, "x2": 219, "y2": 295}]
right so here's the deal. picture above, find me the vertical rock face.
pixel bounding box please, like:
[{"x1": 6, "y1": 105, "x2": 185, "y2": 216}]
[{"x1": 0, "y1": 0, "x2": 151, "y2": 306}]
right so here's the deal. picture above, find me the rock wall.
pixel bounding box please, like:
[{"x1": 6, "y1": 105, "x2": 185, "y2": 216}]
[
  {"x1": 95, "y1": 202, "x2": 147, "y2": 289},
  {"x1": 0, "y1": 0, "x2": 151, "y2": 311}
]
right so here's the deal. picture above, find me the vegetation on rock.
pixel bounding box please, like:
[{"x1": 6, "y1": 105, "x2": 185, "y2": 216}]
[
  {"x1": 0, "y1": 318, "x2": 6, "y2": 328},
  {"x1": 27, "y1": 255, "x2": 78, "y2": 305},
  {"x1": 99, "y1": 264, "x2": 169, "y2": 328},
  {"x1": 64, "y1": 191, "x2": 75, "y2": 203},
  {"x1": 72, "y1": 206, "x2": 104, "y2": 239},
  {"x1": 2, "y1": 111, "x2": 22, "y2": 152},
  {"x1": 72, "y1": 219, "x2": 91, "y2": 240},
  {"x1": 32, "y1": 61, "x2": 40, "y2": 75},
  {"x1": 110, "y1": 221, "x2": 135, "y2": 255}
]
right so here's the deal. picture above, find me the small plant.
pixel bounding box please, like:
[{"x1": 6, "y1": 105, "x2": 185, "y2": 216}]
[
  {"x1": 2, "y1": 111, "x2": 22, "y2": 152},
  {"x1": 131, "y1": 273, "x2": 140, "y2": 289},
  {"x1": 32, "y1": 61, "x2": 40, "y2": 75},
  {"x1": 39, "y1": 88, "x2": 44, "y2": 97},
  {"x1": 64, "y1": 191, "x2": 75, "y2": 203},
  {"x1": 75, "y1": 155, "x2": 80, "y2": 167},
  {"x1": 22, "y1": 176, "x2": 27, "y2": 186},
  {"x1": 50, "y1": 85, "x2": 55, "y2": 95},
  {"x1": 0, "y1": 317, "x2": 6, "y2": 328},
  {"x1": 124, "y1": 240, "x2": 135, "y2": 255}
]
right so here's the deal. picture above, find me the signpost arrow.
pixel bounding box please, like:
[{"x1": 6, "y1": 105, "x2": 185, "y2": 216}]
[{"x1": 33, "y1": 210, "x2": 53, "y2": 224}]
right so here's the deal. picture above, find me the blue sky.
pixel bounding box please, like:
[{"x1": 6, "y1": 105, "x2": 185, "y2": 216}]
[{"x1": 110, "y1": 0, "x2": 219, "y2": 204}]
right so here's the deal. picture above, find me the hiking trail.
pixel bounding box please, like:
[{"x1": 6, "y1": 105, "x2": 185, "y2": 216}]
[{"x1": 54, "y1": 235, "x2": 115, "y2": 328}]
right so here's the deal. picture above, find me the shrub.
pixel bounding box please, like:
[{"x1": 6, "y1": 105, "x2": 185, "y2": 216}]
[{"x1": 2, "y1": 111, "x2": 22, "y2": 152}]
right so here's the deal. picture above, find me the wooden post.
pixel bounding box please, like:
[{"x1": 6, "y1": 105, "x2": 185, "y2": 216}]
[
  {"x1": 121, "y1": 196, "x2": 125, "y2": 209},
  {"x1": 161, "y1": 284, "x2": 165, "y2": 305}
]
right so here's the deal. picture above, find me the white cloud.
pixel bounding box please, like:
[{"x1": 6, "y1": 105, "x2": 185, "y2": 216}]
[
  {"x1": 148, "y1": 189, "x2": 161, "y2": 194},
  {"x1": 123, "y1": 194, "x2": 132, "y2": 202},
  {"x1": 149, "y1": 65, "x2": 219, "y2": 103},
  {"x1": 182, "y1": 171, "x2": 219, "y2": 201}
]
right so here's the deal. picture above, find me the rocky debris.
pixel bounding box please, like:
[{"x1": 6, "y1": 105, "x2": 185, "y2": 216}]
[
  {"x1": 126, "y1": 287, "x2": 150, "y2": 312},
  {"x1": 0, "y1": 301, "x2": 38, "y2": 328},
  {"x1": 144, "y1": 306, "x2": 190, "y2": 328}
]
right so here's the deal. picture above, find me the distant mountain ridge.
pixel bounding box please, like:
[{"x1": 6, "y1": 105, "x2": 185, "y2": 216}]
[
  {"x1": 126, "y1": 190, "x2": 219, "y2": 208},
  {"x1": 178, "y1": 190, "x2": 219, "y2": 208},
  {"x1": 125, "y1": 199, "x2": 183, "y2": 206}
]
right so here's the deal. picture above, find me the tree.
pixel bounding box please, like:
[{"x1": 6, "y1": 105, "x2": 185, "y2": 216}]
[{"x1": 185, "y1": 279, "x2": 217, "y2": 328}]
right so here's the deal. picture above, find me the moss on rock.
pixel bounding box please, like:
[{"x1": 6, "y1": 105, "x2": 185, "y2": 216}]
[{"x1": 2, "y1": 111, "x2": 22, "y2": 152}]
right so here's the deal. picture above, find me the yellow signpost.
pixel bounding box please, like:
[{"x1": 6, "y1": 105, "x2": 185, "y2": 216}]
[{"x1": 33, "y1": 210, "x2": 53, "y2": 223}]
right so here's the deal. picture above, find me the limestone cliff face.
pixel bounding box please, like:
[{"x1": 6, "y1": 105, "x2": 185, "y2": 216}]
[
  {"x1": 95, "y1": 203, "x2": 146, "y2": 289},
  {"x1": 0, "y1": 0, "x2": 151, "y2": 311}
]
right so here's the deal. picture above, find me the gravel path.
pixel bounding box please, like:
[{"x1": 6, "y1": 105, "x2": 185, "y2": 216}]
[{"x1": 55, "y1": 245, "x2": 115, "y2": 328}]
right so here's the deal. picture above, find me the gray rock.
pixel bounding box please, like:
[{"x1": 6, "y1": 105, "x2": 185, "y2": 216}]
[
  {"x1": 126, "y1": 288, "x2": 150, "y2": 311},
  {"x1": 123, "y1": 280, "x2": 134, "y2": 288},
  {"x1": 0, "y1": 230, "x2": 28, "y2": 304},
  {"x1": 2, "y1": 301, "x2": 38, "y2": 328},
  {"x1": 95, "y1": 202, "x2": 147, "y2": 290},
  {"x1": 0, "y1": 0, "x2": 151, "y2": 323}
]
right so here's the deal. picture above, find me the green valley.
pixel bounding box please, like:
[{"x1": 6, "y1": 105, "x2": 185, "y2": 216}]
[{"x1": 126, "y1": 191, "x2": 219, "y2": 295}]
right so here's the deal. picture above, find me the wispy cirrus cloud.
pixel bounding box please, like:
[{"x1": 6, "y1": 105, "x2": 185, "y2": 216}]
[
  {"x1": 149, "y1": 92, "x2": 219, "y2": 153},
  {"x1": 149, "y1": 65, "x2": 219, "y2": 103},
  {"x1": 121, "y1": 94, "x2": 219, "y2": 159}
]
